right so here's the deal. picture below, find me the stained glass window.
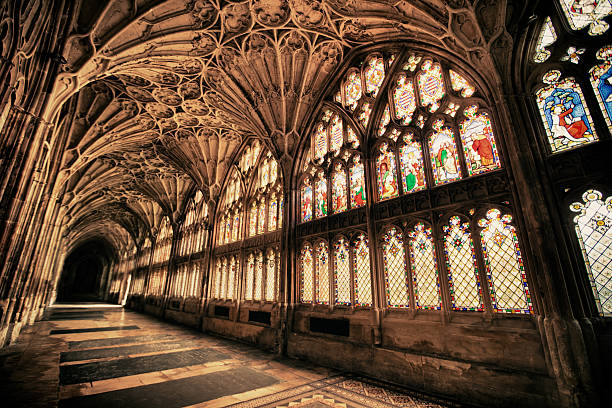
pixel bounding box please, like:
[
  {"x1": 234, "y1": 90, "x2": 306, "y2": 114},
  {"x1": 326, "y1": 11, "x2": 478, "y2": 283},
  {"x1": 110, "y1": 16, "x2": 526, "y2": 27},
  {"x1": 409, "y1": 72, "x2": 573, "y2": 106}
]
[
  {"x1": 315, "y1": 174, "x2": 328, "y2": 218},
  {"x1": 382, "y1": 227, "x2": 409, "y2": 307},
  {"x1": 417, "y1": 60, "x2": 445, "y2": 112},
  {"x1": 590, "y1": 45, "x2": 612, "y2": 127},
  {"x1": 332, "y1": 165, "x2": 348, "y2": 213},
  {"x1": 478, "y1": 209, "x2": 532, "y2": 314},
  {"x1": 429, "y1": 119, "x2": 462, "y2": 185},
  {"x1": 559, "y1": 0, "x2": 611, "y2": 36},
  {"x1": 269, "y1": 196, "x2": 278, "y2": 231},
  {"x1": 220, "y1": 258, "x2": 228, "y2": 299},
  {"x1": 399, "y1": 133, "x2": 426, "y2": 194},
  {"x1": 449, "y1": 70, "x2": 475, "y2": 97},
  {"x1": 443, "y1": 216, "x2": 483, "y2": 311},
  {"x1": 219, "y1": 220, "x2": 226, "y2": 245},
  {"x1": 301, "y1": 180, "x2": 313, "y2": 222},
  {"x1": 376, "y1": 143, "x2": 399, "y2": 200},
  {"x1": 278, "y1": 196, "x2": 284, "y2": 228},
  {"x1": 408, "y1": 223, "x2": 441, "y2": 310},
  {"x1": 225, "y1": 216, "x2": 231, "y2": 243},
  {"x1": 334, "y1": 238, "x2": 351, "y2": 305},
  {"x1": 349, "y1": 156, "x2": 366, "y2": 208},
  {"x1": 258, "y1": 202, "x2": 266, "y2": 234},
  {"x1": 266, "y1": 250, "x2": 275, "y2": 301},
  {"x1": 345, "y1": 70, "x2": 363, "y2": 111},
  {"x1": 533, "y1": 17, "x2": 557, "y2": 63},
  {"x1": 314, "y1": 123, "x2": 327, "y2": 160},
  {"x1": 459, "y1": 106, "x2": 501, "y2": 175},
  {"x1": 353, "y1": 233, "x2": 372, "y2": 307},
  {"x1": 347, "y1": 125, "x2": 359, "y2": 147},
  {"x1": 358, "y1": 103, "x2": 372, "y2": 128},
  {"x1": 536, "y1": 70, "x2": 598, "y2": 152},
  {"x1": 330, "y1": 114, "x2": 343, "y2": 153},
  {"x1": 245, "y1": 254, "x2": 254, "y2": 300},
  {"x1": 393, "y1": 74, "x2": 416, "y2": 125},
  {"x1": 232, "y1": 212, "x2": 240, "y2": 241},
  {"x1": 365, "y1": 56, "x2": 385, "y2": 96},
  {"x1": 301, "y1": 244, "x2": 314, "y2": 303},
  {"x1": 379, "y1": 105, "x2": 391, "y2": 136},
  {"x1": 316, "y1": 241, "x2": 330, "y2": 304},
  {"x1": 215, "y1": 259, "x2": 222, "y2": 298},
  {"x1": 255, "y1": 251, "x2": 264, "y2": 301},
  {"x1": 227, "y1": 256, "x2": 236, "y2": 300},
  {"x1": 249, "y1": 203, "x2": 257, "y2": 236},
  {"x1": 570, "y1": 190, "x2": 612, "y2": 316}
]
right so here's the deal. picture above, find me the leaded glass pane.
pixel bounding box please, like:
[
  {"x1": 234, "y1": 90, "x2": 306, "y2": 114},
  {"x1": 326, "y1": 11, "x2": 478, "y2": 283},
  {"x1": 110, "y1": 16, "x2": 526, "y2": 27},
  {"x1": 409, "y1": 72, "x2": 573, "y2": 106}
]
[
  {"x1": 590, "y1": 46, "x2": 612, "y2": 128},
  {"x1": 245, "y1": 254, "x2": 254, "y2": 300},
  {"x1": 219, "y1": 220, "x2": 226, "y2": 245},
  {"x1": 301, "y1": 181, "x2": 313, "y2": 222},
  {"x1": 408, "y1": 223, "x2": 441, "y2": 310},
  {"x1": 332, "y1": 165, "x2": 348, "y2": 213},
  {"x1": 258, "y1": 202, "x2": 266, "y2": 234},
  {"x1": 377, "y1": 143, "x2": 399, "y2": 200},
  {"x1": 399, "y1": 133, "x2": 427, "y2": 194},
  {"x1": 345, "y1": 71, "x2": 363, "y2": 111},
  {"x1": 429, "y1": 120, "x2": 462, "y2": 185},
  {"x1": 559, "y1": 0, "x2": 611, "y2": 36},
  {"x1": 316, "y1": 241, "x2": 330, "y2": 305},
  {"x1": 353, "y1": 234, "x2": 372, "y2": 307},
  {"x1": 266, "y1": 250, "x2": 276, "y2": 301},
  {"x1": 347, "y1": 125, "x2": 359, "y2": 147},
  {"x1": 459, "y1": 106, "x2": 501, "y2": 176},
  {"x1": 479, "y1": 209, "x2": 532, "y2": 314},
  {"x1": 443, "y1": 216, "x2": 483, "y2": 311},
  {"x1": 255, "y1": 252, "x2": 264, "y2": 301},
  {"x1": 279, "y1": 196, "x2": 284, "y2": 228},
  {"x1": 301, "y1": 245, "x2": 314, "y2": 303},
  {"x1": 220, "y1": 258, "x2": 228, "y2": 299},
  {"x1": 249, "y1": 204, "x2": 257, "y2": 236},
  {"x1": 228, "y1": 256, "x2": 236, "y2": 300},
  {"x1": 314, "y1": 123, "x2": 327, "y2": 160},
  {"x1": 379, "y1": 105, "x2": 391, "y2": 136},
  {"x1": 232, "y1": 212, "x2": 240, "y2": 242},
  {"x1": 315, "y1": 175, "x2": 328, "y2": 218},
  {"x1": 350, "y1": 156, "x2": 366, "y2": 208},
  {"x1": 334, "y1": 238, "x2": 351, "y2": 305},
  {"x1": 393, "y1": 74, "x2": 416, "y2": 125},
  {"x1": 535, "y1": 70, "x2": 598, "y2": 152},
  {"x1": 225, "y1": 216, "x2": 231, "y2": 243},
  {"x1": 449, "y1": 70, "x2": 475, "y2": 97},
  {"x1": 533, "y1": 17, "x2": 557, "y2": 63},
  {"x1": 382, "y1": 227, "x2": 410, "y2": 308},
  {"x1": 570, "y1": 190, "x2": 612, "y2": 316},
  {"x1": 269, "y1": 197, "x2": 278, "y2": 231},
  {"x1": 417, "y1": 60, "x2": 445, "y2": 112},
  {"x1": 330, "y1": 114, "x2": 343, "y2": 153},
  {"x1": 365, "y1": 56, "x2": 385, "y2": 96},
  {"x1": 215, "y1": 259, "x2": 222, "y2": 298}
]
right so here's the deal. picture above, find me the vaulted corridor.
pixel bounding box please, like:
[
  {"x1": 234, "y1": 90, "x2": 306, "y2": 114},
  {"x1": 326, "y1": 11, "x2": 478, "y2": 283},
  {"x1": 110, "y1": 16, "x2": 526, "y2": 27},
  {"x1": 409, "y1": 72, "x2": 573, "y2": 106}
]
[{"x1": 0, "y1": 303, "x2": 456, "y2": 408}]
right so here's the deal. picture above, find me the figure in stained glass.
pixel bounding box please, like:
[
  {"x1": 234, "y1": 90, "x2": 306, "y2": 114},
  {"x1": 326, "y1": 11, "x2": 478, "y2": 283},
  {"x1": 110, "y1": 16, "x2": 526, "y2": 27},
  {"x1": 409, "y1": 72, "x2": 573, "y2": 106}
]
[
  {"x1": 269, "y1": 197, "x2": 278, "y2": 231},
  {"x1": 331, "y1": 165, "x2": 348, "y2": 213},
  {"x1": 429, "y1": 120, "x2": 461, "y2": 184},
  {"x1": 536, "y1": 70, "x2": 597, "y2": 152},
  {"x1": 301, "y1": 181, "x2": 313, "y2": 222},
  {"x1": 350, "y1": 157, "x2": 366, "y2": 207},
  {"x1": 315, "y1": 175, "x2": 328, "y2": 218},
  {"x1": 459, "y1": 106, "x2": 500, "y2": 175},
  {"x1": 399, "y1": 134, "x2": 426, "y2": 193},
  {"x1": 377, "y1": 144, "x2": 399, "y2": 199},
  {"x1": 590, "y1": 46, "x2": 612, "y2": 127}
]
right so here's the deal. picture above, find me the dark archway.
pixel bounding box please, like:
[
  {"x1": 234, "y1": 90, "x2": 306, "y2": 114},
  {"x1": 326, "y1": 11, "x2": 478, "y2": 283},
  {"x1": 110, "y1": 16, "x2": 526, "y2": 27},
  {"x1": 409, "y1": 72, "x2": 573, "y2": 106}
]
[{"x1": 57, "y1": 239, "x2": 116, "y2": 302}]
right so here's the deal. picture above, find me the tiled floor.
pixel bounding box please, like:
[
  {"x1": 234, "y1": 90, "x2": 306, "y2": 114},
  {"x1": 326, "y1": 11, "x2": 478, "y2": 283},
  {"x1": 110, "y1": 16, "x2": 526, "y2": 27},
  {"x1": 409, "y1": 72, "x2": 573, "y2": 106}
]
[{"x1": 0, "y1": 303, "x2": 460, "y2": 408}]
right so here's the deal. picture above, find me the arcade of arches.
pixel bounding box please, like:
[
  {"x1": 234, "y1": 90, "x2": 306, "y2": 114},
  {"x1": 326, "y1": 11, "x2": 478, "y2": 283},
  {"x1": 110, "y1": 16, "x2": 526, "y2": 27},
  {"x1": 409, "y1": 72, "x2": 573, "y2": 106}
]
[{"x1": 0, "y1": 1, "x2": 611, "y2": 407}]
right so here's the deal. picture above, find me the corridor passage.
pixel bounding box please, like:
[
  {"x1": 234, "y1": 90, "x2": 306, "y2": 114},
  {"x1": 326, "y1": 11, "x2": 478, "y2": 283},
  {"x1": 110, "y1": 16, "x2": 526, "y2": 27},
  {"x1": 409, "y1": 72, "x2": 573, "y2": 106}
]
[{"x1": 0, "y1": 304, "x2": 457, "y2": 408}]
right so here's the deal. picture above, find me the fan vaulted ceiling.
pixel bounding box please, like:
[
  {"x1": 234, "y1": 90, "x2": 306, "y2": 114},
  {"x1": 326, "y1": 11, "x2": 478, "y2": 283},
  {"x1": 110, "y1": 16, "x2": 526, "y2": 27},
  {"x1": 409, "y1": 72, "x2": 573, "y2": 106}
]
[{"x1": 47, "y1": 0, "x2": 509, "y2": 251}]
